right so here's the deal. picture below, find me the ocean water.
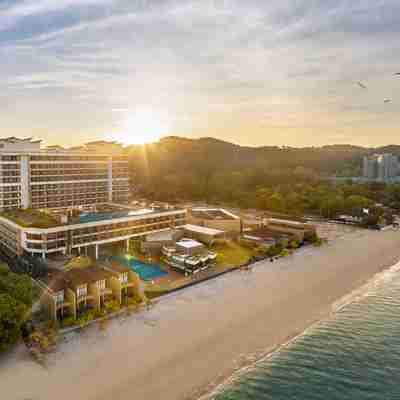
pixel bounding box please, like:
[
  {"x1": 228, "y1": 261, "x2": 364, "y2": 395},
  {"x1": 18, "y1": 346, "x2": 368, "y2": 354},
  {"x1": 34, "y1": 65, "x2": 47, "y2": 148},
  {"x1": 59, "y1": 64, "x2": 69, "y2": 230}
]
[{"x1": 211, "y1": 262, "x2": 400, "y2": 400}]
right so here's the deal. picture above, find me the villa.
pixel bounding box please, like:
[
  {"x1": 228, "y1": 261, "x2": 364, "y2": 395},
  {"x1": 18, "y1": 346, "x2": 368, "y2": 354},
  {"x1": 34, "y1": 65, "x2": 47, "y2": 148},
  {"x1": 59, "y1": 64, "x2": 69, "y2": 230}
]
[
  {"x1": 162, "y1": 238, "x2": 217, "y2": 275},
  {"x1": 40, "y1": 263, "x2": 140, "y2": 322}
]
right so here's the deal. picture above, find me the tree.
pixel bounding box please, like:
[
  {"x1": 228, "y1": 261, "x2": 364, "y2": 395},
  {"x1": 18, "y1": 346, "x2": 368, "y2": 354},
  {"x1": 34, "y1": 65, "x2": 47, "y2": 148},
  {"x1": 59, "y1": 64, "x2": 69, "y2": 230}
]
[
  {"x1": 0, "y1": 293, "x2": 27, "y2": 351},
  {"x1": 0, "y1": 266, "x2": 35, "y2": 352},
  {"x1": 0, "y1": 271, "x2": 35, "y2": 307}
]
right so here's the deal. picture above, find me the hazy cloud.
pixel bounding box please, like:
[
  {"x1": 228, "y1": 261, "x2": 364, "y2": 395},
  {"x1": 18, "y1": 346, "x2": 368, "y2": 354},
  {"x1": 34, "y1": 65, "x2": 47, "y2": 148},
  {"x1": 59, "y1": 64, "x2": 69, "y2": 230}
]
[{"x1": 1, "y1": 0, "x2": 400, "y2": 146}]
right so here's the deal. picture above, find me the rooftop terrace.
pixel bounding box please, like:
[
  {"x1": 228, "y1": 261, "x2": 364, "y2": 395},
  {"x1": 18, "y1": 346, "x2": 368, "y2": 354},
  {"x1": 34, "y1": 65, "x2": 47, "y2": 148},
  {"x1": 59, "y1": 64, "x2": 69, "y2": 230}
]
[
  {"x1": 0, "y1": 203, "x2": 184, "y2": 229},
  {"x1": 0, "y1": 209, "x2": 60, "y2": 228}
]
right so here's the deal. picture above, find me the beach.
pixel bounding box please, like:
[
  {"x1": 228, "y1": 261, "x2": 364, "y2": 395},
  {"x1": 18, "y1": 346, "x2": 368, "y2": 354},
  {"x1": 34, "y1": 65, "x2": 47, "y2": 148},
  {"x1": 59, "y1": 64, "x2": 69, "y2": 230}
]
[{"x1": 1, "y1": 228, "x2": 400, "y2": 400}]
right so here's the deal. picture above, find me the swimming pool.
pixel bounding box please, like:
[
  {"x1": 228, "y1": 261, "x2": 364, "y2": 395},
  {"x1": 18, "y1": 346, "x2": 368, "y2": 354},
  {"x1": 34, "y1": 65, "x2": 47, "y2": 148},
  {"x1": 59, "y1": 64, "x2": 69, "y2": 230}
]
[{"x1": 111, "y1": 256, "x2": 168, "y2": 281}]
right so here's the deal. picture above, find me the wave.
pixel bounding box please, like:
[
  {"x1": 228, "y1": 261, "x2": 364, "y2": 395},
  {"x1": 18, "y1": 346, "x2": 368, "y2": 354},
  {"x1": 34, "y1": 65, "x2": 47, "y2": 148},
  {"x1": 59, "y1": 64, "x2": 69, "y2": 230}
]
[{"x1": 198, "y1": 257, "x2": 400, "y2": 400}]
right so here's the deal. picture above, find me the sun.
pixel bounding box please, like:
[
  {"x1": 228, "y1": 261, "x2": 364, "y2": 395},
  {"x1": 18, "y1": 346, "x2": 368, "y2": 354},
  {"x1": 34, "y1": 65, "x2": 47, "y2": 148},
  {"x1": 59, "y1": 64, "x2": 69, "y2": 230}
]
[{"x1": 114, "y1": 109, "x2": 169, "y2": 145}]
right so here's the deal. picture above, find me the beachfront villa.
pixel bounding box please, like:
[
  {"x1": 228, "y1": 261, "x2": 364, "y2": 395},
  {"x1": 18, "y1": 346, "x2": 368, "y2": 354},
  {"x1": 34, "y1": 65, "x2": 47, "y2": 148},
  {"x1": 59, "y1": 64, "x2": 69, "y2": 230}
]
[
  {"x1": 162, "y1": 238, "x2": 217, "y2": 275},
  {"x1": 0, "y1": 137, "x2": 187, "y2": 263},
  {"x1": 39, "y1": 263, "x2": 140, "y2": 322}
]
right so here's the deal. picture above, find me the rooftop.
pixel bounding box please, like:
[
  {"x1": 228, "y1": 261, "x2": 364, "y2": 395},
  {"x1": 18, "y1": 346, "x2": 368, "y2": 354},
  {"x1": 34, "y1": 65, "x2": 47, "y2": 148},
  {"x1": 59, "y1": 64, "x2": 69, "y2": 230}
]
[
  {"x1": 40, "y1": 266, "x2": 115, "y2": 291},
  {"x1": 0, "y1": 137, "x2": 125, "y2": 155},
  {"x1": 267, "y1": 218, "x2": 307, "y2": 227},
  {"x1": 63, "y1": 266, "x2": 113, "y2": 288},
  {"x1": 0, "y1": 209, "x2": 60, "y2": 228},
  {"x1": 183, "y1": 224, "x2": 225, "y2": 236},
  {"x1": 190, "y1": 208, "x2": 238, "y2": 221},
  {"x1": 176, "y1": 238, "x2": 205, "y2": 249},
  {"x1": 0, "y1": 203, "x2": 184, "y2": 229}
]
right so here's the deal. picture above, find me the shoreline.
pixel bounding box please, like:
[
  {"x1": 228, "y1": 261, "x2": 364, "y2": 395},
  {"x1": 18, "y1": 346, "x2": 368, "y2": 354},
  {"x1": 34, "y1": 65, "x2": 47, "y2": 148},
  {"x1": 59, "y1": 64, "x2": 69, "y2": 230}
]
[
  {"x1": 199, "y1": 256, "x2": 400, "y2": 399},
  {"x1": 1, "y1": 228, "x2": 400, "y2": 400}
]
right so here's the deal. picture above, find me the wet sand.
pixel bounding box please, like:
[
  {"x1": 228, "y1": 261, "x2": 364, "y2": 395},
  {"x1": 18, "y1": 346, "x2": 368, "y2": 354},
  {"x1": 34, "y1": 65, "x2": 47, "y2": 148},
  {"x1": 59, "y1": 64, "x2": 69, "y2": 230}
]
[{"x1": 1, "y1": 228, "x2": 400, "y2": 400}]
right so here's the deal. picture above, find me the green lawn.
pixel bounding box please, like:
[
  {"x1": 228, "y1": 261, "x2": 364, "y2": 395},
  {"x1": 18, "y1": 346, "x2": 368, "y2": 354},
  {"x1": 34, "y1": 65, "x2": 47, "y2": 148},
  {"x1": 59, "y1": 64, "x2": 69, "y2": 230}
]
[
  {"x1": 0, "y1": 209, "x2": 60, "y2": 228},
  {"x1": 211, "y1": 241, "x2": 254, "y2": 268}
]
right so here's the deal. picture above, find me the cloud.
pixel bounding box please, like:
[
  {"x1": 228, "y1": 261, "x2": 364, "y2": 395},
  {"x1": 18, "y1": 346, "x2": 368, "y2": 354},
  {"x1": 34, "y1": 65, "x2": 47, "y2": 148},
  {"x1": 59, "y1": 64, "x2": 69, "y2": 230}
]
[
  {"x1": 1, "y1": 0, "x2": 400, "y2": 146},
  {"x1": 1, "y1": 0, "x2": 112, "y2": 18}
]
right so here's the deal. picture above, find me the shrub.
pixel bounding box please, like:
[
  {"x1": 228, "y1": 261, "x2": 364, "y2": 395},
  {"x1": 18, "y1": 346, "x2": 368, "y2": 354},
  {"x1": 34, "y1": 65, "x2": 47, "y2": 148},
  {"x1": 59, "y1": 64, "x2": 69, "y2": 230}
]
[
  {"x1": 104, "y1": 300, "x2": 120, "y2": 314},
  {"x1": 61, "y1": 316, "x2": 76, "y2": 328}
]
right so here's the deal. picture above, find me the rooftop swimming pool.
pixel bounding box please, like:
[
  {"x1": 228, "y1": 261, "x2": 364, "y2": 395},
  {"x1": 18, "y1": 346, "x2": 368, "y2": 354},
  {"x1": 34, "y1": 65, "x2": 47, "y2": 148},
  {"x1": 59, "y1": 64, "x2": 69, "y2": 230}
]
[
  {"x1": 112, "y1": 255, "x2": 168, "y2": 281},
  {"x1": 78, "y1": 208, "x2": 154, "y2": 224}
]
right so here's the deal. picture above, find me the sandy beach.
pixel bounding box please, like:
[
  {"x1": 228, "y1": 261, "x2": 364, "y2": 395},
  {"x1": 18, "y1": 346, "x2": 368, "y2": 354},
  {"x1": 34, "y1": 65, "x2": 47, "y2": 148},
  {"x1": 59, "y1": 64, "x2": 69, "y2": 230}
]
[{"x1": 2, "y1": 227, "x2": 400, "y2": 400}]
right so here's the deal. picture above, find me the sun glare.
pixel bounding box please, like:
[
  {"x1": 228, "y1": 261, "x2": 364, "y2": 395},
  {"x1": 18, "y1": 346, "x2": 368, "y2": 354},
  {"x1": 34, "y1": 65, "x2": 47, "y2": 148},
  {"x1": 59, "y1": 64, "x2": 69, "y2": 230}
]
[{"x1": 114, "y1": 109, "x2": 169, "y2": 145}]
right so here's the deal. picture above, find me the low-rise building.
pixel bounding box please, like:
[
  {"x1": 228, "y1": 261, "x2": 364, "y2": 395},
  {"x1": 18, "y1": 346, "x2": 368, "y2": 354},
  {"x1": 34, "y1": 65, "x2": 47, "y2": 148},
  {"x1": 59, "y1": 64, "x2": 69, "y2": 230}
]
[
  {"x1": 39, "y1": 264, "x2": 140, "y2": 322},
  {"x1": 162, "y1": 238, "x2": 217, "y2": 275},
  {"x1": 0, "y1": 204, "x2": 186, "y2": 262},
  {"x1": 182, "y1": 224, "x2": 225, "y2": 245},
  {"x1": 263, "y1": 218, "x2": 316, "y2": 242},
  {"x1": 187, "y1": 208, "x2": 241, "y2": 234}
]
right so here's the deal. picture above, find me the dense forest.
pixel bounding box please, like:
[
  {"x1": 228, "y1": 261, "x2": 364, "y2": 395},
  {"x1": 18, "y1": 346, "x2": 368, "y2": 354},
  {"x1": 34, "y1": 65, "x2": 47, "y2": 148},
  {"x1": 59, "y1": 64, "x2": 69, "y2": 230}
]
[{"x1": 126, "y1": 137, "x2": 400, "y2": 220}]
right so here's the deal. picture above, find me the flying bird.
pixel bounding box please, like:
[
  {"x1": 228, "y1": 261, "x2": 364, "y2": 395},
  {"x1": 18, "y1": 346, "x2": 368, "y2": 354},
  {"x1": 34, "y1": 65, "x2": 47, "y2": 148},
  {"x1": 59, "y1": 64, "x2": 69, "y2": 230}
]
[{"x1": 357, "y1": 81, "x2": 367, "y2": 89}]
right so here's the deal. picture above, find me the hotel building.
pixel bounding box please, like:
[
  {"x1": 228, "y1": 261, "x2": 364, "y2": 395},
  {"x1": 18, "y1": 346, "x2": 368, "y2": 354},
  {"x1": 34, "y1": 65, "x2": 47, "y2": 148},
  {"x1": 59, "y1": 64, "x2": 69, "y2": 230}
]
[
  {"x1": 0, "y1": 137, "x2": 129, "y2": 210},
  {"x1": 0, "y1": 137, "x2": 186, "y2": 261}
]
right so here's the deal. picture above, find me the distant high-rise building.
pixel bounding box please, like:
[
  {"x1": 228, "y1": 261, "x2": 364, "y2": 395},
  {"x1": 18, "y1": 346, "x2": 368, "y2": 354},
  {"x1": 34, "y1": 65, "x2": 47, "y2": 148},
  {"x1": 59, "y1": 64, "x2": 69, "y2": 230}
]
[
  {"x1": 362, "y1": 153, "x2": 399, "y2": 181},
  {"x1": 363, "y1": 156, "x2": 377, "y2": 179}
]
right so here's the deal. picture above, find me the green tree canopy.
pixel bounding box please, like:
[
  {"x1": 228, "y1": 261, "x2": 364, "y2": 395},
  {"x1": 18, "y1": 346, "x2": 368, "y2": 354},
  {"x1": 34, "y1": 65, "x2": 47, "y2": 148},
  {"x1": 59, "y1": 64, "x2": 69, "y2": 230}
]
[{"x1": 0, "y1": 293, "x2": 27, "y2": 351}]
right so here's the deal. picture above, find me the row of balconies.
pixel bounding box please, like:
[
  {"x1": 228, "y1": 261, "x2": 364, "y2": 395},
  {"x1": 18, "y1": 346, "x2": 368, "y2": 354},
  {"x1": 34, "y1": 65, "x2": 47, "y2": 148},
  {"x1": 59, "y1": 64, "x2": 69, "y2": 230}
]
[
  {"x1": 31, "y1": 163, "x2": 109, "y2": 169},
  {"x1": 31, "y1": 175, "x2": 108, "y2": 182},
  {"x1": 30, "y1": 156, "x2": 109, "y2": 162},
  {"x1": 31, "y1": 200, "x2": 107, "y2": 208},
  {"x1": 31, "y1": 170, "x2": 108, "y2": 176}
]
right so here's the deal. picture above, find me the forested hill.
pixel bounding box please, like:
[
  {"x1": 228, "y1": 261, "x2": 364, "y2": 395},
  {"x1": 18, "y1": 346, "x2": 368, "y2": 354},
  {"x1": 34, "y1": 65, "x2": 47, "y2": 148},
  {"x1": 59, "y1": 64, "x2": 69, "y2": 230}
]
[{"x1": 125, "y1": 136, "x2": 400, "y2": 207}]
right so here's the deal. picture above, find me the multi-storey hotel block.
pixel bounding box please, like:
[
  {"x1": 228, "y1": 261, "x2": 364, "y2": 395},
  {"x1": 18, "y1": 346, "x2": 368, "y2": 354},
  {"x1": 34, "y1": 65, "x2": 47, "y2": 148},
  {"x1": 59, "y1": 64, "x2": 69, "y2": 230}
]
[
  {"x1": 0, "y1": 137, "x2": 186, "y2": 261},
  {"x1": 0, "y1": 137, "x2": 129, "y2": 210}
]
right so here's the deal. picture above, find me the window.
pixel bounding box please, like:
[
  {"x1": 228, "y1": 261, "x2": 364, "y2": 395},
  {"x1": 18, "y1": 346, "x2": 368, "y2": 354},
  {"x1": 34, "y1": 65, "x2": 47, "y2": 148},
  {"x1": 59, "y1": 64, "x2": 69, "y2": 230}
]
[
  {"x1": 77, "y1": 285, "x2": 87, "y2": 298},
  {"x1": 120, "y1": 272, "x2": 128, "y2": 283},
  {"x1": 54, "y1": 291, "x2": 64, "y2": 304},
  {"x1": 97, "y1": 280, "x2": 106, "y2": 290}
]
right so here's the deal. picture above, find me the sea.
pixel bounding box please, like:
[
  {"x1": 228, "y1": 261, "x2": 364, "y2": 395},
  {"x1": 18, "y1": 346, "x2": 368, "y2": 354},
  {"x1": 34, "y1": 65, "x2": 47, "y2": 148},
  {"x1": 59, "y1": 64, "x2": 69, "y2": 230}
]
[{"x1": 208, "y1": 261, "x2": 400, "y2": 400}]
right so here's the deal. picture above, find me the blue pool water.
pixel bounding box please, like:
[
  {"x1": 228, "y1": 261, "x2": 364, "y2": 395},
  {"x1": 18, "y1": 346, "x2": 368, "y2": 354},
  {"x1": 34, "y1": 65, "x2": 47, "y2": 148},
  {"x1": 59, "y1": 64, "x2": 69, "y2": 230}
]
[
  {"x1": 79, "y1": 211, "x2": 133, "y2": 223},
  {"x1": 78, "y1": 208, "x2": 153, "y2": 224},
  {"x1": 111, "y1": 255, "x2": 168, "y2": 281}
]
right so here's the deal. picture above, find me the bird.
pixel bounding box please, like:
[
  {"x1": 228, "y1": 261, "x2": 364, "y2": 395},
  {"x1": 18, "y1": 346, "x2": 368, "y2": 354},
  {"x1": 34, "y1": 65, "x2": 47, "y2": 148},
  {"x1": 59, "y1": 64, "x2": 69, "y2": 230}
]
[
  {"x1": 357, "y1": 81, "x2": 367, "y2": 89},
  {"x1": 395, "y1": 73, "x2": 400, "y2": 76},
  {"x1": 384, "y1": 99, "x2": 392, "y2": 103}
]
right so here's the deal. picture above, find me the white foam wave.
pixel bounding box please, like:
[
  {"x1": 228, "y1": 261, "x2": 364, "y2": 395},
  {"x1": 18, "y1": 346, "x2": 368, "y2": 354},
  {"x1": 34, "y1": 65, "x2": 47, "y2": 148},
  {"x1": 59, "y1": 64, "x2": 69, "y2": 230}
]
[{"x1": 198, "y1": 258, "x2": 400, "y2": 400}]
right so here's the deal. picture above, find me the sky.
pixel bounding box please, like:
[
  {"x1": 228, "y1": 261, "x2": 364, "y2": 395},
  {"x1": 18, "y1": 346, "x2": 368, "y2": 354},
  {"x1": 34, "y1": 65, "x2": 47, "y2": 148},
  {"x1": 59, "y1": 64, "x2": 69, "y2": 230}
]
[{"x1": 1, "y1": 0, "x2": 400, "y2": 148}]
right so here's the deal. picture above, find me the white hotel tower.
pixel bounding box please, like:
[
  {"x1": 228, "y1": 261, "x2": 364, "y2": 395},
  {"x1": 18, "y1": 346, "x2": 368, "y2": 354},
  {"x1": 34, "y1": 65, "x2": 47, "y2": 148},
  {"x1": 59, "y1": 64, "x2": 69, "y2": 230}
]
[
  {"x1": 0, "y1": 137, "x2": 129, "y2": 210},
  {"x1": 0, "y1": 137, "x2": 186, "y2": 261}
]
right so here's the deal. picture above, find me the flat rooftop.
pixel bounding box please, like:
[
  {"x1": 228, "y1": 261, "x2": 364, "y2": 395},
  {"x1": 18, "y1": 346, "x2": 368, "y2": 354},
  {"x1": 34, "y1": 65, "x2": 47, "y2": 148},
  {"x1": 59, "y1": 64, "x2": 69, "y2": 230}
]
[
  {"x1": 190, "y1": 208, "x2": 238, "y2": 221},
  {"x1": 183, "y1": 224, "x2": 225, "y2": 236},
  {"x1": 0, "y1": 203, "x2": 184, "y2": 229},
  {"x1": 0, "y1": 209, "x2": 60, "y2": 228}
]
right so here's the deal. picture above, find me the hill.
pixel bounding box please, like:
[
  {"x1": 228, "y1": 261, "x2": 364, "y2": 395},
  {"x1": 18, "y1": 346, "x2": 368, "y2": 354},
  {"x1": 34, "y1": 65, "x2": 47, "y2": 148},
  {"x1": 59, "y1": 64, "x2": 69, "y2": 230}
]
[{"x1": 125, "y1": 136, "x2": 400, "y2": 208}]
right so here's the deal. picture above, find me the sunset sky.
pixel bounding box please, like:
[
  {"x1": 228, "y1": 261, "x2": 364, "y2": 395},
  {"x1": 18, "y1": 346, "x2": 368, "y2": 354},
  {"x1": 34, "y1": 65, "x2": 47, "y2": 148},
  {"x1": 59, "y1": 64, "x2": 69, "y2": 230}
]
[{"x1": 1, "y1": 0, "x2": 400, "y2": 147}]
